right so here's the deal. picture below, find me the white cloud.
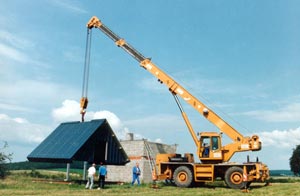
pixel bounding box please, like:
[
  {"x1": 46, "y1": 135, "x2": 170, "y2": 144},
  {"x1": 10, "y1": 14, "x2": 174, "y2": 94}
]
[
  {"x1": 258, "y1": 127, "x2": 300, "y2": 148},
  {"x1": 0, "y1": 30, "x2": 34, "y2": 50},
  {"x1": 0, "y1": 114, "x2": 51, "y2": 144},
  {"x1": 0, "y1": 42, "x2": 50, "y2": 72},
  {"x1": 0, "y1": 103, "x2": 32, "y2": 112},
  {"x1": 92, "y1": 110, "x2": 123, "y2": 131},
  {"x1": 244, "y1": 102, "x2": 300, "y2": 122},
  {"x1": 52, "y1": 99, "x2": 133, "y2": 140},
  {"x1": 50, "y1": 0, "x2": 87, "y2": 14},
  {"x1": 0, "y1": 43, "x2": 29, "y2": 62},
  {"x1": 0, "y1": 79, "x2": 78, "y2": 112},
  {"x1": 0, "y1": 31, "x2": 51, "y2": 75},
  {"x1": 0, "y1": 31, "x2": 36, "y2": 64},
  {"x1": 52, "y1": 99, "x2": 81, "y2": 122},
  {"x1": 0, "y1": 113, "x2": 53, "y2": 162}
]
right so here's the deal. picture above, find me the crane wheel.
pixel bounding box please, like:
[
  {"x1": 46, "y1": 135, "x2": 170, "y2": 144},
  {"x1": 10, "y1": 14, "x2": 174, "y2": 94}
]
[
  {"x1": 173, "y1": 166, "x2": 193, "y2": 188},
  {"x1": 224, "y1": 166, "x2": 246, "y2": 189}
]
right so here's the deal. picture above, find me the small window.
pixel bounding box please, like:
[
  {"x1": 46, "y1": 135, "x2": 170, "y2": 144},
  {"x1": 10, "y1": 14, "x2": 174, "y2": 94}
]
[{"x1": 212, "y1": 136, "x2": 219, "y2": 150}]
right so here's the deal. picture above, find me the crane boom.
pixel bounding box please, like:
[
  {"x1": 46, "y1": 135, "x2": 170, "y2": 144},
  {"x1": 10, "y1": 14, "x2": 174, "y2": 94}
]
[{"x1": 87, "y1": 16, "x2": 253, "y2": 142}]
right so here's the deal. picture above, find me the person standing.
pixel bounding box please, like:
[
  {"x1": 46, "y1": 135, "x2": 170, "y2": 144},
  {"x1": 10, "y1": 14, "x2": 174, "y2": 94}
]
[
  {"x1": 98, "y1": 162, "x2": 107, "y2": 189},
  {"x1": 85, "y1": 163, "x2": 96, "y2": 189},
  {"x1": 131, "y1": 162, "x2": 141, "y2": 185}
]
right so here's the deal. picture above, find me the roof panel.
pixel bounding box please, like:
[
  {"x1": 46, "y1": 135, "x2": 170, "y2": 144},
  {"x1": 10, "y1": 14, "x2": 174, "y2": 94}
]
[{"x1": 27, "y1": 119, "x2": 129, "y2": 165}]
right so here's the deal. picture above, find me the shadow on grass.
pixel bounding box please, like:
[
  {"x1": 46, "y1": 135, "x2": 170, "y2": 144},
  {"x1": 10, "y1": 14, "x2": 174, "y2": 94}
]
[
  {"x1": 158, "y1": 180, "x2": 270, "y2": 191},
  {"x1": 268, "y1": 177, "x2": 300, "y2": 183}
]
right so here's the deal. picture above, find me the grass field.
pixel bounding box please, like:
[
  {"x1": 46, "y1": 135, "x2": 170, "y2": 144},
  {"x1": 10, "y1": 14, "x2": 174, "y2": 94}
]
[{"x1": 1, "y1": 170, "x2": 300, "y2": 196}]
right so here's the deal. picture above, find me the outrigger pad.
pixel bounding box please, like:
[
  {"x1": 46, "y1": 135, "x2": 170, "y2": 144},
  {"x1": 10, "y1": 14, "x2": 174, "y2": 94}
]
[{"x1": 27, "y1": 119, "x2": 129, "y2": 165}]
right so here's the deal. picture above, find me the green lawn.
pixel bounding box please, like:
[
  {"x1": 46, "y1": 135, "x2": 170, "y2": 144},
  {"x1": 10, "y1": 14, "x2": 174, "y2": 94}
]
[{"x1": 0, "y1": 170, "x2": 299, "y2": 196}]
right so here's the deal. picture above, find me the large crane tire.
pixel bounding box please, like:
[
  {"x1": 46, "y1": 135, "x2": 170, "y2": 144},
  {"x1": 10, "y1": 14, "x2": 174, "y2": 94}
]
[
  {"x1": 173, "y1": 166, "x2": 193, "y2": 188},
  {"x1": 224, "y1": 166, "x2": 246, "y2": 189}
]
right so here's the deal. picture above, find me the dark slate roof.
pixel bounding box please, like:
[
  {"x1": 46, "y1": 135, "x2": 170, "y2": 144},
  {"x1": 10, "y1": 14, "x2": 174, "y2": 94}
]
[{"x1": 27, "y1": 119, "x2": 129, "y2": 165}]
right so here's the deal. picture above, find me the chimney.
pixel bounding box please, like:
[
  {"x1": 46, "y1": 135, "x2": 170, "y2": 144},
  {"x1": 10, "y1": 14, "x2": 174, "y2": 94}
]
[{"x1": 126, "y1": 133, "x2": 134, "y2": 141}]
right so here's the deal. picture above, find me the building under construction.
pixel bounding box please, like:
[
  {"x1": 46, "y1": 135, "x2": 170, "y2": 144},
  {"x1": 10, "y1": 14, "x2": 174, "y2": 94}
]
[{"x1": 106, "y1": 133, "x2": 177, "y2": 183}]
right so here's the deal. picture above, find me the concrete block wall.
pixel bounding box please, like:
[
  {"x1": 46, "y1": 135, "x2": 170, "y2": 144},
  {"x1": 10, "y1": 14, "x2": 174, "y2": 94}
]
[{"x1": 106, "y1": 136, "x2": 177, "y2": 183}]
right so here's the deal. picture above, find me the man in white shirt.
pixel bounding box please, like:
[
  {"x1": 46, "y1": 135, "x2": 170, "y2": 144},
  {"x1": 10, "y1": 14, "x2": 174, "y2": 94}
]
[{"x1": 85, "y1": 163, "x2": 96, "y2": 189}]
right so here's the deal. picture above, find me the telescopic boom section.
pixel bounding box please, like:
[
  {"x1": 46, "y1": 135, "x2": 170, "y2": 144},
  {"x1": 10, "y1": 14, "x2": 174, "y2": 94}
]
[{"x1": 86, "y1": 16, "x2": 261, "y2": 151}]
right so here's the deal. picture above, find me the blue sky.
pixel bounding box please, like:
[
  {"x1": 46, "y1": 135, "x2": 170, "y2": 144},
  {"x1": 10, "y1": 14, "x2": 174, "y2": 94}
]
[{"x1": 0, "y1": 0, "x2": 300, "y2": 170}]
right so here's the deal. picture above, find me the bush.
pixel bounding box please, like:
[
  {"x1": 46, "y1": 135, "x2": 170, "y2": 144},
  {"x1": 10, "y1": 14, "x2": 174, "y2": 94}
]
[
  {"x1": 0, "y1": 141, "x2": 13, "y2": 179},
  {"x1": 290, "y1": 145, "x2": 300, "y2": 176}
]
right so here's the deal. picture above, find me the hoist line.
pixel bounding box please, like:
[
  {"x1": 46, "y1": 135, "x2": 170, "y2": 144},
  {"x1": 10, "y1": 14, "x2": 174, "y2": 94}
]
[{"x1": 82, "y1": 28, "x2": 92, "y2": 98}]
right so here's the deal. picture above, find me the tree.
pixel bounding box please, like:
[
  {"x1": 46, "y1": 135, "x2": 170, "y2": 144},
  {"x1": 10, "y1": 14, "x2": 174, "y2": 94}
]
[
  {"x1": 0, "y1": 141, "x2": 13, "y2": 179},
  {"x1": 290, "y1": 145, "x2": 300, "y2": 176}
]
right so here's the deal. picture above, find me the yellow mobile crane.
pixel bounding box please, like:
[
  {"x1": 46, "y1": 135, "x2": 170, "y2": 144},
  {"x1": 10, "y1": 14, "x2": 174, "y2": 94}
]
[{"x1": 80, "y1": 16, "x2": 269, "y2": 189}]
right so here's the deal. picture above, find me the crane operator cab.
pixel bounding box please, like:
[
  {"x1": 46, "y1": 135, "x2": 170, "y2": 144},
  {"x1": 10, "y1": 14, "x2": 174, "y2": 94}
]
[{"x1": 198, "y1": 132, "x2": 223, "y2": 164}]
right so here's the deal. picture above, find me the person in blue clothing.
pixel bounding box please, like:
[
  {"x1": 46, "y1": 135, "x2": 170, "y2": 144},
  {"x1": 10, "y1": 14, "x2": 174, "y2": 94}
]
[
  {"x1": 203, "y1": 143, "x2": 210, "y2": 157},
  {"x1": 131, "y1": 162, "x2": 141, "y2": 185},
  {"x1": 98, "y1": 162, "x2": 107, "y2": 189}
]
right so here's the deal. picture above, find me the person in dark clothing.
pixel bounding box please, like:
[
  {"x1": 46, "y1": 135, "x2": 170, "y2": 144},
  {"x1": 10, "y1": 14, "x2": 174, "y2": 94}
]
[{"x1": 98, "y1": 162, "x2": 107, "y2": 189}]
